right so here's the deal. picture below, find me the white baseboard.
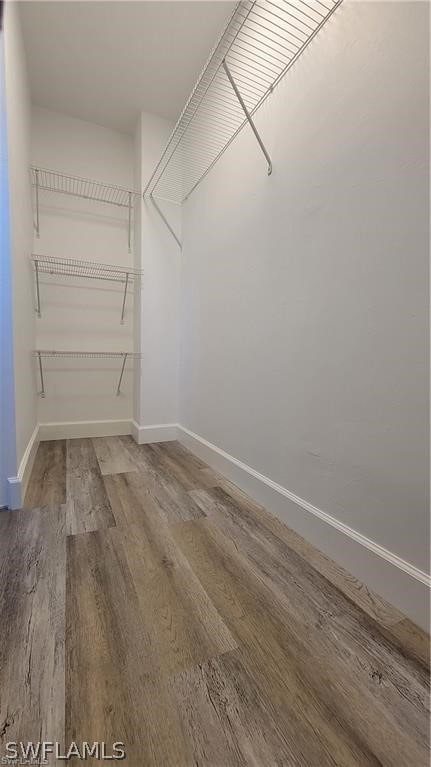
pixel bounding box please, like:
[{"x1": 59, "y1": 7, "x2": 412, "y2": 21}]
[
  {"x1": 19, "y1": 424, "x2": 40, "y2": 501},
  {"x1": 6, "y1": 476, "x2": 22, "y2": 511},
  {"x1": 177, "y1": 424, "x2": 430, "y2": 631},
  {"x1": 7, "y1": 423, "x2": 40, "y2": 510},
  {"x1": 5, "y1": 420, "x2": 176, "y2": 509},
  {"x1": 131, "y1": 421, "x2": 178, "y2": 444},
  {"x1": 39, "y1": 419, "x2": 132, "y2": 441}
]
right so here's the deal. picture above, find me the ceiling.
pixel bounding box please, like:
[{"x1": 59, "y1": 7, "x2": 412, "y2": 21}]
[{"x1": 19, "y1": 1, "x2": 235, "y2": 134}]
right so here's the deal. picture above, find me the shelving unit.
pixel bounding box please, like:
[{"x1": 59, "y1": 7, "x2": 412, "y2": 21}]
[
  {"x1": 31, "y1": 166, "x2": 141, "y2": 251},
  {"x1": 144, "y1": 0, "x2": 343, "y2": 229},
  {"x1": 34, "y1": 350, "x2": 143, "y2": 398},
  {"x1": 31, "y1": 254, "x2": 142, "y2": 323}
]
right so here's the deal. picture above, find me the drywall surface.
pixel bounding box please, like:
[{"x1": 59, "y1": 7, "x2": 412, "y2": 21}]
[
  {"x1": 135, "y1": 111, "x2": 180, "y2": 429},
  {"x1": 0, "y1": 31, "x2": 17, "y2": 505},
  {"x1": 31, "y1": 106, "x2": 135, "y2": 423},
  {"x1": 4, "y1": 2, "x2": 37, "y2": 473},
  {"x1": 180, "y1": 1, "x2": 429, "y2": 574}
]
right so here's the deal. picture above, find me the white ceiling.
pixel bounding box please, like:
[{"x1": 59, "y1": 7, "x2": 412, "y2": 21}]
[{"x1": 19, "y1": 1, "x2": 235, "y2": 134}]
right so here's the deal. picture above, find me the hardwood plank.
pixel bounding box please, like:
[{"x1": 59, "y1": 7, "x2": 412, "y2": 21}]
[
  {"x1": 24, "y1": 440, "x2": 66, "y2": 508},
  {"x1": 198, "y1": 467, "x2": 266, "y2": 511},
  {"x1": 66, "y1": 439, "x2": 115, "y2": 535},
  {"x1": 0, "y1": 507, "x2": 65, "y2": 760},
  {"x1": 66, "y1": 529, "x2": 191, "y2": 766},
  {"x1": 189, "y1": 489, "x2": 430, "y2": 736},
  {"x1": 104, "y1": 473, "x2": 237, "y2": 674},
  {"x1": 162, "y1": 440, "x2": 207, "y2": 470},
  {"x1": 119, "y1": 435, "x2": 158, "y2": 470},
  {"x1": 173, "y1": 519, "x2": 374, "y2": 766},
  {"x1": 103, "y1": 470, "x2": 178, "y2": 527},
  {"x1": 169, "y1": 650, "x2": 303, "y2": 767},
  {"x1": 92, "y1": 436, "x2": 138, "y2": 476},
  {"x1": 117, "y1": 521, "x2": 236, "y2": 674},
  {"x1": 380, "y1": 618, "x2": 430, "y2": 670},
  {"x1": 120, "y1": 438, "x2": 205, "y2": 521},
  {"x1": 153, "y1": 441, "x2": 217, "y2": 491},
  {"x1": 190, "y1": 484, "x2": 409, "y2": 633},
  {"x1": 196, "y1": 484, "x2": 430, "y2": 669},
  {"x1": 173, "y1": 518, "x2": 430, "y2": 766}
]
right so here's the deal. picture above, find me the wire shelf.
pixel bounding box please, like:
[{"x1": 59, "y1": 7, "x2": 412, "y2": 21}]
[
  {"x1": 31, "y1": 255, "x2": 142, "y2": 322},
  {"x1": 34, "y1": 350, "x2": 141, "y2": 359},
  {"x1": 31, "y1": 255, "x2": 142, "y2": 283},
  {"x1": 144, "y1": 0, "x2": 343, "y2": 204},
  {"x1": 34, "y1": 350, "x2": 143, "y2": 397},
  {"x1": 31, "y1": 166, "x2": 140, "y2": 250},
  {"x1": 31, "y1": 167, "x2": 140, "y2": 208}
]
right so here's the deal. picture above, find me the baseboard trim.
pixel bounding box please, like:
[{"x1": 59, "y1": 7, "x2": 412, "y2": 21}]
[
  {"x1": 7, "y1": 423, "x2": 40, "y2": 510},
  {"x1": 5, "y1": 420, "x2": 177, "y2": 509},
  {"x1": 6, "y1": 476, "x2": 22, "y2": 510},
  {"x1": 39, "y1": 419, "x2": 132, "y2": 441},
  {"x1": 19, "y1": 424, "x2": 40, "y2": 501},
  {"x1": 131, "y1": 421, "x2": 178, "y2": 445},
  {"x1": 177, "y1": 424, "x2": 430, "y2": 631}
]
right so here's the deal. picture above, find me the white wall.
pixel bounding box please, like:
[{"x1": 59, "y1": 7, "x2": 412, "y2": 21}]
[
  {"x1": 180, "y1": 0, "x2": 429, "y2": 583},
  {"x1": 134, "y1": 111, "x2": 181, "y2": 439},
  {"x1": 31, "y1": 106, "x2": 135, "y2": 425},
  {"x1": 4, "y1": 2, "x2": 37, "y2": 476},
  {"x1": 0, "y1": 29, "x2": 17, "y2": 506}
]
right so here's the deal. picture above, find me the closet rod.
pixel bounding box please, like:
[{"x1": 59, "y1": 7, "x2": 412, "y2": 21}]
[{"x1": 143, "y1": 0, "x2": 343, "y2": 207}]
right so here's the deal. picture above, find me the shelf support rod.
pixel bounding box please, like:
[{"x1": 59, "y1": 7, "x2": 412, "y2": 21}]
[
  {"x1": 127, "y1": 191, "x2": 132, "y2": 253},
  {"x1": 222, "y1": 60, "x2": 272, "y2": 176},
  {"x1": 120, "y1": 272, "x2": 129, "y2": 324},
  {"x1": 35, "y1": 169, "x2": 40, "y2": 237},
  {"x1": 37, "y1": 352, "x2": 45, "y2": 397},
  {"x1": 150, "y1": 194, "x2": 182, "y2": 249},
  {"x1": 116, "y1": 353, "x2": 128, "y2": 395},
  {"x1": 35, "y1": 259, "x2": 41, "y2": 318}
]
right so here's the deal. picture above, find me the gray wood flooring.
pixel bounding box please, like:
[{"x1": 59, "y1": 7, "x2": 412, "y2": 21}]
[{"x1": 0, "y1": 436, "x2": 428, "y2": 765}]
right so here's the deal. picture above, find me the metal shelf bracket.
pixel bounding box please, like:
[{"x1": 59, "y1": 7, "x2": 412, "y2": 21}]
[
  {"x1": 120, "y1": 272, "x2": 130, "y2": 324},
  {"x1": 116, "y1": 353, "x2": 128, "y2": 396},
  {"x1": 150, "y1": 194, "x2": 182, "y2": 249},
  {"x1": 222, "y1": 59, "x2": 272, "y2": 176},
  {"x1": 37, "y1": 351, "x2": 45, "y2": 397},
  {"x1": 35, "y1": 259, "x2": 41, "y2": 318},
  {"x1": 127, "y1": 191, "x2": 132, "y2": 253},
  {"x1": 34, "y1": 350, "x2": 143, "y2": 397},
  {"x1": 34, "y1": 168, "x2": 40, "y2": 238}
]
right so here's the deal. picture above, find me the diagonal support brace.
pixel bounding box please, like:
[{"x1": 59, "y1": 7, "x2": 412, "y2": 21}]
[
  {"x1": 150, "y1": 194, "x2": 182, "y2": 248},
  {"x1": 116, "y1": 353, "x2": 128, "y2": 396},
  {"x1": 127, "y1": 191, "x2": 132, "y2": 253},
  {"x1": 37, "y1": 351, "x2": 45, "y2": 397},
  {"x1": 35, "y1": 259, "x2": 42, "y2": 317},
  {"x1": 120, "y1": 272, "x2": 129, "y2": 324},
  {"x1": 222, "y1": 60, "x2": 272, "y2": 176},
  {"x1": 34, "y1": 168, "x2": 40, "y2": 237}
]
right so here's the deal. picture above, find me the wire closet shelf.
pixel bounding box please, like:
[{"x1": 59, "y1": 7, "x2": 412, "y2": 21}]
[
  {"x1": 34, "y1": 350, "x2": 143, "y2": 398},
  {"x1": 31, "y1": 166, "x2": 141, "y2": 250},
  {"x1": 31, "y1": 254, "x2": 143, "y2": 282},
  {"x1": 31, "y1": 167, "x2": 140, "y2": 208},
  {"x1": 31, "y1": 255, "x2": 142, "y2": 322},
  {"x1": 144, "y1": 0, "x2": 342, "y2": 205}
]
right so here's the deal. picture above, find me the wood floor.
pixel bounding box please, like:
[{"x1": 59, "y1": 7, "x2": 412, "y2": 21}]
[{"x1": 0, "y1": 436, "x2": 429, "y2": 765}]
